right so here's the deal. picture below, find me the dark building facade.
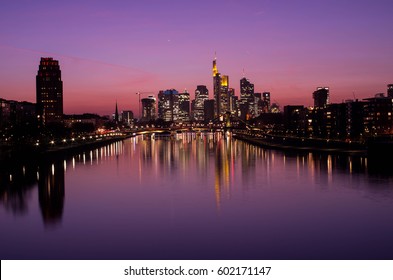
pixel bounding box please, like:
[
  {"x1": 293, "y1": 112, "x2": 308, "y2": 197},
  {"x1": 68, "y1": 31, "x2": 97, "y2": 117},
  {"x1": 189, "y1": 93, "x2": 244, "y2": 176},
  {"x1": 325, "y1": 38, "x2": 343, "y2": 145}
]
[
  {"x1": 204, "y1": 99, "x2": 215, "y2": 122},
  {"x1": 141, "y1": 96, "x2": 156, "y2": 121},
  {"x1": 36, "y1": 57, "x2": 63, "y2": 125},
  {"x1": 313, "y1": 87, "x2": 329, "y2": 108}
]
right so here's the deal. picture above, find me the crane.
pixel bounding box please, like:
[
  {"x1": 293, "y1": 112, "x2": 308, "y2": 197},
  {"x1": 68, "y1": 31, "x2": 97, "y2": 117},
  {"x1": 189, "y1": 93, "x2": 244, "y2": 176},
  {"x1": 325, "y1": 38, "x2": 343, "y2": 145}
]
[{"x1": 136, "y1": 92, "x2": 155, "y2": 120}]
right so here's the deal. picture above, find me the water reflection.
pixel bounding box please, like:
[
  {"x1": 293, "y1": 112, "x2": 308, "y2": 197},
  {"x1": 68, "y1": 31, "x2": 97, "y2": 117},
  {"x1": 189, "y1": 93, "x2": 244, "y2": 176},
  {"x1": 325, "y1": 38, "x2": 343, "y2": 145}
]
[
  {"x1": 38, "y1": 160, "x2": 64, "y2": 226},
  {"x1": 1, "y1": 134, "x2": 393, "y2": 229}
]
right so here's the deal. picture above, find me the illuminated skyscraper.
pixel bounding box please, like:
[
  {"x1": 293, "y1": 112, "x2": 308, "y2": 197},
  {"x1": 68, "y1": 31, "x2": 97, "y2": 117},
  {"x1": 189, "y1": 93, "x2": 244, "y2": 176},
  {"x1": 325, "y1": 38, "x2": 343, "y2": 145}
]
[
  {"x1": 158, "y1": 89, "x2": 179, "y2": 122},
  {"x1": 213, "y1": 56, "x2": 221, "y2": 117},
  {"x1": 213, "y1": 56, "x2": 230, "y2": 118},
  {"x1": 178, "y1": 91, "x2": 190, "y2": 122},
  {"x1": 240, "y1": 77, "x2": 254, "y2": 119},
  {"x1": 36, "y1": 57, "x2": 63, "y2": 125},
  {"x1": 220, "y1": 75, "x2": 229, "y2": 114},
  {"x1": 194, "y1": 85, "x2": 209, "y2": 121}
]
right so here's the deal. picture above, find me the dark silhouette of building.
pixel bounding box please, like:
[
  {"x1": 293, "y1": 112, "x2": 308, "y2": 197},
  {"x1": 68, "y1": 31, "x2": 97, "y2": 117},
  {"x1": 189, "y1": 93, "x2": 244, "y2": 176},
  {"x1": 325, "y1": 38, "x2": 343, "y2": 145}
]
[
  {"x1": 0, "y1": 98, "x2": 36, "y2": 128},
  {"x1": 204, "y1": 99, "x2": 215, "y2": 122},
  {"x1": 388, "y1": 84, "x2": 393, "y2": 98},
  {"x1": 114, "y1": 101, "x2": 119, "y2": 124},
  {"x1": 313, "y1": 87, "x2": 329, "y2": 108},
  {"x1": 284, "y1": 105, "x2": 305, "y2": 135},
  {"x1": 363, "y1": 94, "x2": 393, "y2": 135},
  {"x1": 141, "y1": 96, "x2": 156, "y2": 121},
  {"x1": 345, "y1": 99, "x2": 365, "y2": 139},
  {"x1": 36, "y1": 57, "x2": 63, "y2": 125},
  {"x1": 213, "y1": 56, "x2": 222, "y2": 117},
  {"x1": 262, "y1": 92, "x2": 271, "y2": 113}
]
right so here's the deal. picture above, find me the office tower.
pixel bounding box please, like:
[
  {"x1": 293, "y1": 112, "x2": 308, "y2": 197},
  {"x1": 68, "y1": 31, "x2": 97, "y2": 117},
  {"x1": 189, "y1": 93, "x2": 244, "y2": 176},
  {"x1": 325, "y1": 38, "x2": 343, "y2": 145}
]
[
  {"x1": 212, "y1": 56, "x2": 231, "y2": 118},
  {"x1": 213, "y1": 57, "x2": 222, "y2": 117},
  {"x1": 36, "y1": 57, "x2": 63, "y2": 125},
  {"x1": 204, "y1": 99, "x2": 215, "y2": 122},
  {"x1": 141, "y1": 95, "x2": 156, "y2": 121},
  {"x1": 313, "y1": 87, "x2": 329, "y2": 108},
  {"x1": 228, "y1": 88, "x2": 235, "y2": 113},
  {"x1": 220, "y1": 75, "x2": 229, "y2": 114},
  {"x1": 194, "y1": 85, "x2": 209, "y2": 121},
  {"x1": 158, "y1": 89, "x2": 179, "y2": 122},
  {"x1": 262, "y1": 92, "x2": 271, "y2": 113},
  {"x1": 178, "y1": 91, "x2": 190, "y2": 122},
  {"x1": 388, "y1": 84, "x2": 393, "y2": 98},
  {"x1": 254, "y1": 92, "x2": 262, "y2": 116},
  {"x1": 240, "y1": 77, "x2": 254, "y2": 119}
]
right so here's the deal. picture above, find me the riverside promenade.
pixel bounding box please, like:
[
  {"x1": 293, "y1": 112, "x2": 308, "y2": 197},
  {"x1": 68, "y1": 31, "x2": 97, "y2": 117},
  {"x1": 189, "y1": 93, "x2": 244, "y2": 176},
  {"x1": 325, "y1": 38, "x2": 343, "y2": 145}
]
[{"x1": 232, "y1": 131, "x2": 367, "y2": 156}]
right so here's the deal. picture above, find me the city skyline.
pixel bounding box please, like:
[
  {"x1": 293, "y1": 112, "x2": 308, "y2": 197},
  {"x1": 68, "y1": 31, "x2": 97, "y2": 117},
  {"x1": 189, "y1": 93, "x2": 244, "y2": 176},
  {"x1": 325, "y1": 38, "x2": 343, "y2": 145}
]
[{"x1": 1, "y1": 0, "x2": 393, "y2": 115}]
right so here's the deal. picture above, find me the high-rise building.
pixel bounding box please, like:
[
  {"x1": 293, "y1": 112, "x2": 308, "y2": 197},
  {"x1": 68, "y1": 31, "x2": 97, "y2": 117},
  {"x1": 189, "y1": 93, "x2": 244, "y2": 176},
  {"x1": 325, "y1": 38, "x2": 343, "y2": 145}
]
[
  {"x1": 204, "y1": 99, "x2": 215, "y2": 122},
  {"x1": 178, "y1": 91, "x2": 190, "y2": 122},
  {"x1": 213, "y1": 57, "x2": 221, "y2": 117},
  {"x1": 313, "y1": 87, "x2": 329, "y2": 108},
  {"x1": 158, "y1": 89, "x2": 179, "y2": 122},
  {"x1": 228, "y1": 88, "x2": 236, "y2": 113},
  {"x1": 141, "y1": 95, "x2": 156, "y2": 121},
  {"x1": 220, "y1": 75, "x2": 229, "y2": 114},
  {"x1": 262, "y1": 92, "x2": 271, "y2": 113},
  {"x1": 388, "y1": 84, "x2": 393, "y2": 98},
  {"x1": 36, "y1": 57, "x2": 63, "y2": 125},
  {"x1": 240, "y1": 77, "x2": 254, "y2": 119},
  {"x1": 194, "y1": 85, "x2": 209, "y2": 121},
  {"x1": 254, "y1": 92, "x2": 262, "y2": 116}
]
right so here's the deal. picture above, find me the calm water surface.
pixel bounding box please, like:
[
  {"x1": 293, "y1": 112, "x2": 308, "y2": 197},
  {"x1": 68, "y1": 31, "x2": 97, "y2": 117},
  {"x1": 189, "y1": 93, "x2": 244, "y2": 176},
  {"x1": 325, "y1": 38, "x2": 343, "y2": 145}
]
[{"x1": 1, "y1": 132, "x2": 393, "y2": 259}]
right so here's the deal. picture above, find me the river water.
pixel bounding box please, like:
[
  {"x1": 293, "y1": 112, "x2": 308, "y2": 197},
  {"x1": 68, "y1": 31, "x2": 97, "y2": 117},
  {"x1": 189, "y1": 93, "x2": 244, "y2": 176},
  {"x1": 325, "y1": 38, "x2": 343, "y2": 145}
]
[{"x1": 1, "y1": 132, "x2": 393, "y2": 259}]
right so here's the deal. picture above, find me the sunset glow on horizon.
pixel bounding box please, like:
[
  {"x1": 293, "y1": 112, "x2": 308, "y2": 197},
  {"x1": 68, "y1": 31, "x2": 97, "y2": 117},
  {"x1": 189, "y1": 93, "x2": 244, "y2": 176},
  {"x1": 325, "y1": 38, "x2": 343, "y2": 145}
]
[{"x1": 1, "y1": 0, "x2": 392, "y2": 116}]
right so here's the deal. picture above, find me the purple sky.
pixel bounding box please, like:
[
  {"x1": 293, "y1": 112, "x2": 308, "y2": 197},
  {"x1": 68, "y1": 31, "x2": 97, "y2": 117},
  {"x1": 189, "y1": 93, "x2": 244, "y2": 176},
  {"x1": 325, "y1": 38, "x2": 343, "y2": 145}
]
[{"x1": 0, "y1": 0, "x2": 392, "y2": 116}]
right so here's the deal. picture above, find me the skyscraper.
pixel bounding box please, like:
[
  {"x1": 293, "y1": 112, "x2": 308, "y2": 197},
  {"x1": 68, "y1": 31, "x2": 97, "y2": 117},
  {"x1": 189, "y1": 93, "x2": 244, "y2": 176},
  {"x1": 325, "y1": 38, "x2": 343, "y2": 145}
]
[
  {"x1": 36, "y1": 57, "x2": 63, "y2": 125},
  {"x1": 388, "y1": 84, "x2": 393, "y2": 98},
  {"x1": 313, "y1": 87, "x2": 329, "y2": 108},
  {"x1": 213, "y1": 56, "x2": 221, "y2": 117},
  {"x1": 220, "y1": 75, "x2": 229, "y2": 114},
  {"x1": 240, "y1": 77, "x2": 254, "y2": 119},
  {"x1": 158, "y1": 89, "x2": 179, "y2": 122},
  {"x1": 262, "y1": 92, "x2": 271, "y2": 113},
  {"x1": 194, "y1": 85, "x2": 209, "y2": 121},
  {"x1": 178, "y1": 91, "x2": 190, "y2": 122},
  {"x1": 213, "y1": 56, "x2": 230, "y2": 118},
  {"x1": 141, "y1": 95, "x2": 156, "y2": 121}
]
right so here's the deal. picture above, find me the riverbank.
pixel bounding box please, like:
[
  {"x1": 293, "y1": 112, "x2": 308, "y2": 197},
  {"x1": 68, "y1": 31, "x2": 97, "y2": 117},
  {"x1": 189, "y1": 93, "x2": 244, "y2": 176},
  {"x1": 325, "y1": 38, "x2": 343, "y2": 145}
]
[
  {"x1": 233, "y1": 132, "x2": 368, "y2": 156},
  {"x1": 0, "y1": 134, "x2": 132, "y2": 163}
]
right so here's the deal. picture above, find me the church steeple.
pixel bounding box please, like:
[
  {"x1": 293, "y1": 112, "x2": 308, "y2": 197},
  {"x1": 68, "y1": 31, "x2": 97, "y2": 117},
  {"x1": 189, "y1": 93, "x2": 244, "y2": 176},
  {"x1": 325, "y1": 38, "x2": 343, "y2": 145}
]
[{"x1": 115, "y1": 100, "x2": 119, "y2": 124}]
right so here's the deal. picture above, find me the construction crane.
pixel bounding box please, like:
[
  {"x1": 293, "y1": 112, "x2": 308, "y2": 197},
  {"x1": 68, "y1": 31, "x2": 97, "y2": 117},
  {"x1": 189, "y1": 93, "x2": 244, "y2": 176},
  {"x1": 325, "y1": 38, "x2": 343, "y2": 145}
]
[{"x1": 136, "y1": 92, "x2": 155, "y2": 119}]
